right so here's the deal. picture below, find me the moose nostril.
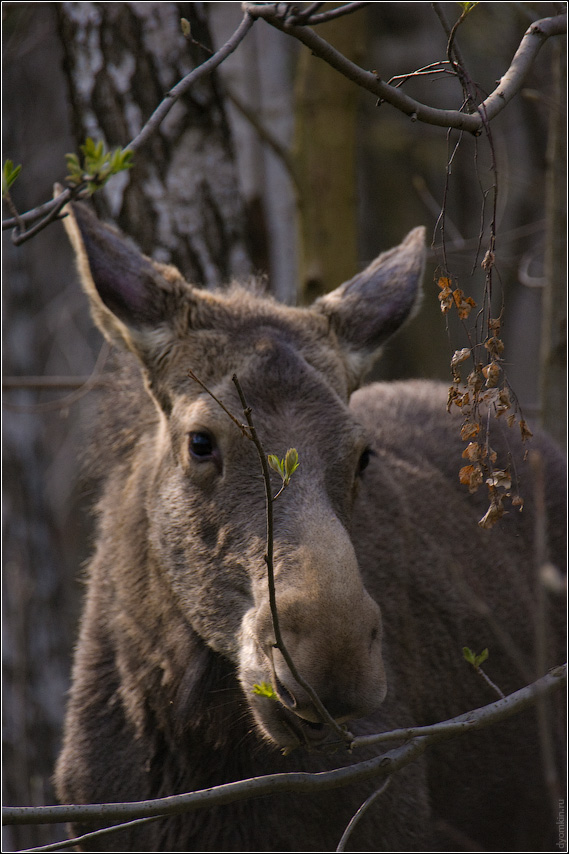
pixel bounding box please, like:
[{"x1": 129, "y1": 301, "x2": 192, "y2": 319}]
[
  {"x1": 275, "y1": 678, "x2": 296, "y2": 709},
  {"x1": 369, "y1": 624, "x2": 379, "y2": 650}
]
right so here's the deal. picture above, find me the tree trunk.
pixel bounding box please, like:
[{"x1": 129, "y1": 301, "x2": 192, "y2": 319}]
[
  {"x1": 57, "y1": 1, "x2": 251, "y2": 284},
  {"x1": 293, "y1": 11, "x2": 365, "y2": 303},
  {"x1": 540, "y1": 42, "x2": 567, "y2": 446}
]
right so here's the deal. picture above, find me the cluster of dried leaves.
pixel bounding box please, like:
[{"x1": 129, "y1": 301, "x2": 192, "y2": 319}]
[{"x1": 438, "y1": 276, "x2": 532, "y2": 529}]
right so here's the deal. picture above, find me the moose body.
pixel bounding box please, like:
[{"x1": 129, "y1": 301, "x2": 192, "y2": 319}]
[{"x1": 55, "y1": 203, "x2": 565, "y2": 852}]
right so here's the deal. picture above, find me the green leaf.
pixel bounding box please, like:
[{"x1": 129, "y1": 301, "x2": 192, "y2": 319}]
[
  {"x1": 64, "y1": 139, "x2": 134, "y2": 194},
  {"x1": 284, "y1": 448, "x2": 300, "y2": 480},
  {"x1": 252, "y1": 681, "x2": 277, "y2": 700},
  {"x1": 2, "y1": 160, "x2": 22, "y2": 196},
  {"x1": 268, "y1": 454, "x2": 285, "y2": 478},
  {"x1": 463, "y1": 646, "x2": 489, "y2": 668},
  {"x1": 457, "y1": 1, "x2": 479, "y2": 13},
  {"x1": 268, "y1": 449, "x2": 300, "y2": 482}
]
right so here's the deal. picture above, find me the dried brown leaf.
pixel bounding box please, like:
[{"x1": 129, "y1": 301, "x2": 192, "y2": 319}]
[
  {"x1": 482, "y1": 362, "x2": 500, "y2": 388},
  {"x1": 462, "y1": 442, "x2": 484, "y2": 462},
  {"x1": 438, "y1": 284, "x2": 453, "y2": 313},
  {"x1": 495, "y1": 387, "x2": 511, "y2": 416},
  {"x1": 447, "y1": 386, "x2": 460, "y2": 412},
  {"x1": 460, "y1": 421, "x2": 480, "y2": 441},
  {"x1": 467, "y1": 370, "x2": 483, "y2": 394},
  {"x1": 519, "y1": 419, "x2": 533, "y2": 442},
  {"x1": 459, "y1": 464, "x2": 484, "y2": 493},
  {"x1": 453, "y1": 289, "x2": 477, "y2": 320},
  {"x1": 486, "y1": 469, "x2": 512, "y2": 490},
  {"x1": 484, "y1": 336, "x2": 505, "y2": 359},
  {"x1": 478, "y1": 497, "x2": 506, "y2": 529},
  {"x1": 451, "y1": 348, "x2": 471, "y2": 368}
]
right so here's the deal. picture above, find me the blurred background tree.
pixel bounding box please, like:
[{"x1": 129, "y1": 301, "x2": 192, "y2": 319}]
[{"x1": 2, "y1": 2, "x2": 565, "y2": 849}]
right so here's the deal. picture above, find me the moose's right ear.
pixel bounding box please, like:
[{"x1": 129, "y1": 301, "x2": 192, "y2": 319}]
[
  {"x1": 314, "y1": 227, "x2": 426, "y2": 389},
  {"x1": 62, "y1": 201, "x2": 185, "y2": 361}
]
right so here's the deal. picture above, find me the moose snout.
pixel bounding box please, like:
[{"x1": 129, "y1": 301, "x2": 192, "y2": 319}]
[
  {"x1": 271, "y1": 599, "x2": 386, "y2": 724},
  {"x1": 250, "y1": 586, "x2": 386, "y2": 728},
  {"x1": 239, "y1": 506, "x2": 387, "y2": 744}
]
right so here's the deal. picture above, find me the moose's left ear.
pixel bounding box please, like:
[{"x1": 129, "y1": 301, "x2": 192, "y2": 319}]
[{"x1": 314, "y1": 227, "x2": 426, "y2": 385}]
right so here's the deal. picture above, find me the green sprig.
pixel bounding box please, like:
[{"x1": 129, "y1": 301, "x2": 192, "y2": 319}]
[
  {"x1": 2, "y1": 160, "x2": 22, "y2": 197},
  {"x1": 252, "y1": 681, "x2": 278, "y2": 700},
  {"x1": 65, "y1": 138, "x2": 134, "y2": 194},
  {"x1": 267, "y1": 448, "x2": 300, "y2": 490},
  {"x1": 463, "y1": 646, "x2": 489, "y2": 669}
]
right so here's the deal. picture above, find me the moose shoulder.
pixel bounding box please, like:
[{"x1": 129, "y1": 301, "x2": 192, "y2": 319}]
[{"x1": 55, "y1": 202, "x2": 566, "y2": 852}]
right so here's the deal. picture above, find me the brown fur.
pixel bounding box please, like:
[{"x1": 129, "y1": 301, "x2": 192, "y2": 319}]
[{"x1": 55, "y1": 203, "x2": 566, "y2": 851}]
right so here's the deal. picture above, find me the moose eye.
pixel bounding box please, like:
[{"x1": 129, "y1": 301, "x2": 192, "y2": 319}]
[
  {"x1": 189, "y1": 431, "x2": 215, "y2": 461},
  {"x1": 357, "y1": 447, "x2": 374, "y2": 476}
]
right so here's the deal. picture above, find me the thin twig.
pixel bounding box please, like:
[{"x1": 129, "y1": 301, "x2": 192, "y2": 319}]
[
  {"x1": 187, "y1": 369, "x2": 251, "y2": 438},
  {"x1": 473, "y1": 666, "x2": 506, "y2": 700},
  {"x1": 231, "y1": 374, "x2": 352, "y2": 743},
  {"x1": 2, "y1": 184, "x2": 87, "y2": 246},
  {"x1": 336, "y1": 779, "x2": 391, "y2": 851},
  {"x1": 18, "y1": 815, "x2": 161, "y2": 853},
  {"x1": 387, "y1": 61, "x2": 455, "y2": 89},
  {"x1": 127, "y1": 13, "x2": 255, "y2": 153},
  {"x1": 432, "y1": 1, "x2": 474, "y2": 106}
]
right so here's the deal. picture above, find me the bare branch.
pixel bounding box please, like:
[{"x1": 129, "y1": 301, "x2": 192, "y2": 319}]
[
  {"x1": 243, "y1": 4, "x2": 567, "y2": 134},
  {"x1": 2, "y1": 187, "x2": 74, "y2": 231},
  {"x1": 127, "y1": 13, "x2": 255, "y2": 153},
  {"x1": 286, "y1": 1, "x2": 326, "y2": 26},
  {"x1": 5, "y1": 7, "x2": 564, "y2": 243},
  {"x1": 482, "y1": 14, "x2": 567, "y2": 122},
  {"x1": 351, "y1": 664, "x2": 566, "y2": 749},
  {"x1": 2, "y1": 184, "x2": 88, "y2": 246},
  {"x1": 4, "y1": 664, "x2": 565, "y2": 831}
]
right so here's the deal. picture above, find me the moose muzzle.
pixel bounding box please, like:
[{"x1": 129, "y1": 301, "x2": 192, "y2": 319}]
[{"x1": 239, "y1": 504, "x2": 387, "y2": 747}]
